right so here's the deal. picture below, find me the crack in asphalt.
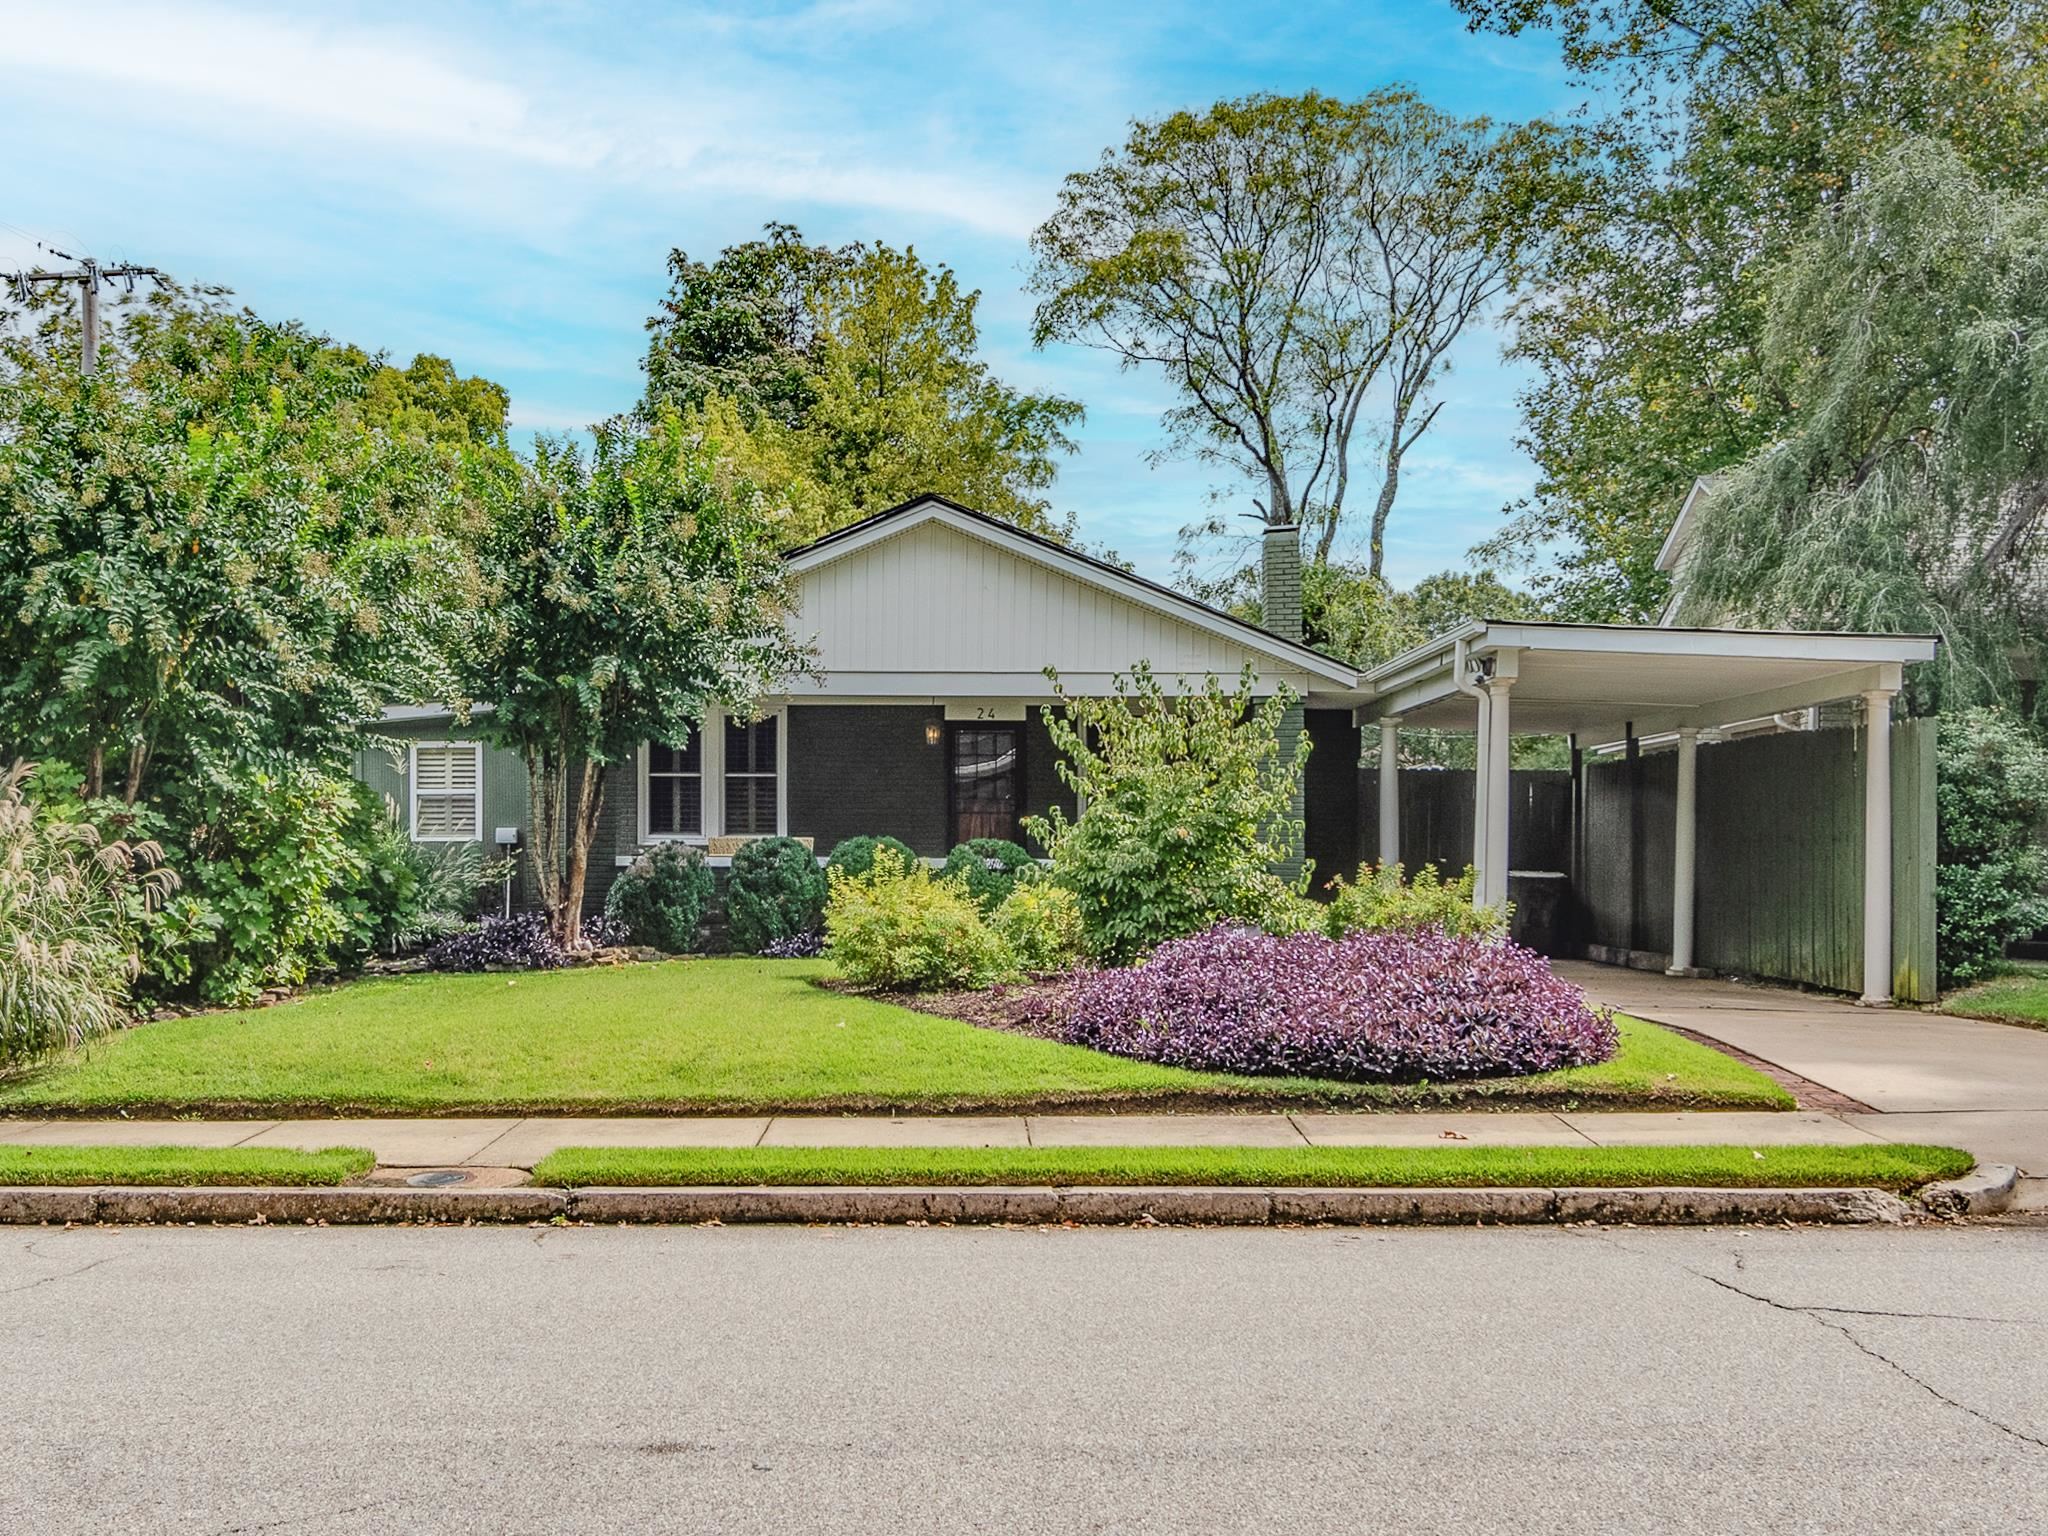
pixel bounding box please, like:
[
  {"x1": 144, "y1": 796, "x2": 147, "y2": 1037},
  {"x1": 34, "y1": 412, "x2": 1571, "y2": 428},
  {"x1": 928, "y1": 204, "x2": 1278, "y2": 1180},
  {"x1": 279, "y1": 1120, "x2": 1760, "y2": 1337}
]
[
  {"x1": 1693, "y1": 1271, "x2": 2048, "y2": 1453},
  {"x1": 0, "y1": 1255, "x2": 117, "y2": 1298}
]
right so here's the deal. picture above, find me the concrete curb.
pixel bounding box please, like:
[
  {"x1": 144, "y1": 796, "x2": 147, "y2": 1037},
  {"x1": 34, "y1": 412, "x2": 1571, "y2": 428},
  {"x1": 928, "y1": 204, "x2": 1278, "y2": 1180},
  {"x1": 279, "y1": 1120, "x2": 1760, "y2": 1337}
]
[
  {"x1": 1915, "y1": 1163, "x2": 2019, "y2": 1218},
  {"x1": 0, "y1": 1182, "x2": 1919, "y2": 1226}
]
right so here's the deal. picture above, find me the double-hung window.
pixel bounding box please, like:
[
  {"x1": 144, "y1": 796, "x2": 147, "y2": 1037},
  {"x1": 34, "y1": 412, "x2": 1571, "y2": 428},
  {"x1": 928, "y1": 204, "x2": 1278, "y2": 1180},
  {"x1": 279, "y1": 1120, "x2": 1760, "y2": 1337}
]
[
  {"x1": 410, "y1": 742, "x2": 482, "y2": 841},
  {"x1": 645, "y1": 730, "x2": 704, "y2": 838},
  {"x1": 723, "y1": 714, "x2": 780, "y2": 835}
]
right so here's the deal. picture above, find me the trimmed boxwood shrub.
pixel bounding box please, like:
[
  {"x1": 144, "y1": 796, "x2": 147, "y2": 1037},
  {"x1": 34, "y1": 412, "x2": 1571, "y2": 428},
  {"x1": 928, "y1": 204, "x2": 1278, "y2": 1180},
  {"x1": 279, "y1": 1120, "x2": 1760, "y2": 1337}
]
[
  {"x1": 604, "y1": 843, "x2": 715, "y2": 953},
  {"x1": 1055, "y1": 924, "x2": 1616, "y2": 1082},
  {"x1": 939, "y1": 838, "x2": 1040, "y2": 912},
  {"x1": 824, "y1": 835, "x2": 919, "y2": 881},
  {"x1": 726, "y1": 836, "x2": 829, "y2": 955}
]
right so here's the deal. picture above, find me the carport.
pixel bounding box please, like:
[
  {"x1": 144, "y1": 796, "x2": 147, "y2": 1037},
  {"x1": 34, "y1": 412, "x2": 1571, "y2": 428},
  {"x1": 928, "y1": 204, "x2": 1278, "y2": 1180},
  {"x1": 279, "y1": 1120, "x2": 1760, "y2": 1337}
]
[{"x1": 1355, "y1": 622, "x2": 1939, "y2": 1006}]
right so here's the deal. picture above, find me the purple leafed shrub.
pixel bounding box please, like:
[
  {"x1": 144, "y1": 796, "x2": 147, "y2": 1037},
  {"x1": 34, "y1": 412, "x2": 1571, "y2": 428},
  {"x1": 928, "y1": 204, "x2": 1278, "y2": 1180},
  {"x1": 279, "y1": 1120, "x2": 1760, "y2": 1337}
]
[
  {"x1": 421, "y1": 912, "x2": 626, "y2": 973},
  {"x1": 759, "y1": 928, "x2": 826, "y2": 959},
  {"x1": 1055, "y1": 925, "x2": 1617, "y2": 1083}
]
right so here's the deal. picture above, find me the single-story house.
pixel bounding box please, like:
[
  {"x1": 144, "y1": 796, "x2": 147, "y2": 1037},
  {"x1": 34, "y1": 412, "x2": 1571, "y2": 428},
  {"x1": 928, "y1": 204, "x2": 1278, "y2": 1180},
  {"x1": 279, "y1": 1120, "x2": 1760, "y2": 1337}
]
[{"x1": 358, "y1": 493, "x2": 1938, "y2": 1003}]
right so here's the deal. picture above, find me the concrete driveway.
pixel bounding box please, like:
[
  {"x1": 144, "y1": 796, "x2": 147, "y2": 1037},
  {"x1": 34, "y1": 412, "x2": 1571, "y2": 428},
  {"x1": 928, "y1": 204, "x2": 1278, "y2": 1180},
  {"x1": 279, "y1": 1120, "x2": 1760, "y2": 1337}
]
[{"x1": 1562, "y1": 961, "x2": 2048, "y2": 1180}]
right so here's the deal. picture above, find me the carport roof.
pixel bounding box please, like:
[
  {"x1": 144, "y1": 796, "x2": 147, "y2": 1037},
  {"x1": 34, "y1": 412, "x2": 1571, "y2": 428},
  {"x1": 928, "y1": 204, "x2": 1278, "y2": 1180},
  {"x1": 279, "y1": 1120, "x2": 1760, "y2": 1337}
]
[{"x1": 1357, "y1": 620, "x2": 1938, "y2": 737}]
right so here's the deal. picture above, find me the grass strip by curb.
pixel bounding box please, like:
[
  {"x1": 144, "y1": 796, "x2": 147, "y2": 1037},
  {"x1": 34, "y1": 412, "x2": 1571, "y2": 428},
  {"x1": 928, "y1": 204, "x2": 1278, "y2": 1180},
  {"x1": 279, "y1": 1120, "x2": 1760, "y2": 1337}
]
[
  {"x1": 530, "y1": 1143, "x2": 1972, "y2": 1192},
  {"x1": 0, "y1": 1145, "x2": 375, "y2": 1187}
]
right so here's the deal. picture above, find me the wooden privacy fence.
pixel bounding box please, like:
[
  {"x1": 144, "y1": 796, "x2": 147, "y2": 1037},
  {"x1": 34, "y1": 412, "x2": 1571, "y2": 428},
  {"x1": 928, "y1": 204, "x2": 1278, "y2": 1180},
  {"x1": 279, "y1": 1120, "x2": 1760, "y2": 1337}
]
[{"x1": 1354, "y1": 722, "x2": 1938, "y2": 1002}]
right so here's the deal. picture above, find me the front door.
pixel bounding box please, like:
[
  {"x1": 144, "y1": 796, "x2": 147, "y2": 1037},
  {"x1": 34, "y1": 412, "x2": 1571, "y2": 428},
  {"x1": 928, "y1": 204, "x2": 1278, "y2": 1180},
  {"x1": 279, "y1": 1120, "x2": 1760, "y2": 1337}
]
[{"x1": 949, "y1": 724, "x2": 1022, "y2": 846}]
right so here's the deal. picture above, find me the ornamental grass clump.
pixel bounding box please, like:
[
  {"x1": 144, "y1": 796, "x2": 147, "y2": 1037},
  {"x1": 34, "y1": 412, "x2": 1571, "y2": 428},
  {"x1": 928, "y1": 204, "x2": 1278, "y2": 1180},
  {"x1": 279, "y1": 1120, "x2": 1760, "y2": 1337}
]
[{"x1": 1056, "y1": 925, "x2": 1616, "y2": 1083}]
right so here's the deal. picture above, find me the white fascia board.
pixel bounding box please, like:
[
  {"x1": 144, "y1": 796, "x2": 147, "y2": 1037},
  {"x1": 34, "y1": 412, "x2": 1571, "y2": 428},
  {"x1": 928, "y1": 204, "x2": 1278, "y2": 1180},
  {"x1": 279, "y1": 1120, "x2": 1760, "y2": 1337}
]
[
  {"x1": 375, "y1": 703, "x2": 493, "y2": 723},
  {"x1": 1612, "y1": 662, "x2": 1903, "y2": 738},
  {"x1": 1654, "y1": 477, "x2": 1713, "y2": 574},
  {"x1": 787, "y1": 499, "x2": 1359, "y2": 689},
  {"x1": 790, "y1": 670, "x2": 1315, "y2": 699},
  {"x1": 1469, "y1": 623, "x2": 1938, "y2": 666}
]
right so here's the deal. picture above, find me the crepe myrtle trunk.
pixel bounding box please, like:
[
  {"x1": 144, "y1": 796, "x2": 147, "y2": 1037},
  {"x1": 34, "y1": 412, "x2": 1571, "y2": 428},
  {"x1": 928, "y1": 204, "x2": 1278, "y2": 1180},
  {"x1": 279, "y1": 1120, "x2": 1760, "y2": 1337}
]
[
  {"x1": 525, "y1": 743, "x2": 565, "y2": 938},
  {"x1": 557, "y1": 757, "x2": 608, "y2": 949}
]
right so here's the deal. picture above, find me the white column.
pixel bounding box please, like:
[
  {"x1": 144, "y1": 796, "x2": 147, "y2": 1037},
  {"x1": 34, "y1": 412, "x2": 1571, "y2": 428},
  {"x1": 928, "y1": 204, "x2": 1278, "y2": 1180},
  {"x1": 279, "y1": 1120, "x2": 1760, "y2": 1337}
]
[
  {"x1": 1861, "y1": 689, "x2": 1896, "y2": 1006},
  {"x1": 1668, "y1": 727, "x2": 1699, "y2": 976},
  {"x1": 1471, "y1": 690, "x2": 1491, "y2": 889},
  {"x1": 1483, "y1": 678, "x2": 1514, "y2": 909},
  {"x1": 1377, "y1": 715, "x2": 1402, "y2": 869}
]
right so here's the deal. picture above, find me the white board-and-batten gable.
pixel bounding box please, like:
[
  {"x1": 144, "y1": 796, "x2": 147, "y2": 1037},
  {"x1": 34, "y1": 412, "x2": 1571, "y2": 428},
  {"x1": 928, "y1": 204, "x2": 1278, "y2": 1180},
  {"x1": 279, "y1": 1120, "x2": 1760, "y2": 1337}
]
[{"x1": 782, "y1": 497, "x2": 1357, "y2": 700}]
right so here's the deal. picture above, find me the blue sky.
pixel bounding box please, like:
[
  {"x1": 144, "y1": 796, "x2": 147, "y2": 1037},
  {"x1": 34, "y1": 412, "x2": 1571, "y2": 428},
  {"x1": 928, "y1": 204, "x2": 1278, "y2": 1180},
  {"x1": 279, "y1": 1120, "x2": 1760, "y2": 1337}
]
[{"x1": 1, "y1": 0, "x2": 1573, "y2": 587}]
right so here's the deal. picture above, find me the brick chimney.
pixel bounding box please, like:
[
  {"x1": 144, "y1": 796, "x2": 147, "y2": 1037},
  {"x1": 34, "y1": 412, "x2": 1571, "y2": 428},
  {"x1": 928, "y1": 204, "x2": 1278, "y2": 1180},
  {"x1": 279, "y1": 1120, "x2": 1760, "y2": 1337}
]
[{"x1": 1261, "y1": 521, "x2": 1303, "y2": 641}]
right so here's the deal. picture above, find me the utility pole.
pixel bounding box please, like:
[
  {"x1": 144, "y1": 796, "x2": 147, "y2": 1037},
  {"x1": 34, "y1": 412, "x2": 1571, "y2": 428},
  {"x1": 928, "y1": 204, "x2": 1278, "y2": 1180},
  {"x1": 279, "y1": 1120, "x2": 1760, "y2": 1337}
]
[{"x1": 4, "y1": 250, "x2": 168, "y2": 373}]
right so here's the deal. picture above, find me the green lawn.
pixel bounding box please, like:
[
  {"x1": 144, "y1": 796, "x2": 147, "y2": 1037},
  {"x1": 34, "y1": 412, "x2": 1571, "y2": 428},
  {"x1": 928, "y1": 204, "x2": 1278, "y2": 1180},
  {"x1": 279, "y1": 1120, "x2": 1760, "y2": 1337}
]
[
  {"x1": 531, "y1": 1143, "x2": 1969, "y2": 1191},
  {"x1": 0, "y1": 1145, "x2": 373, "y2": 1186},
  {"x1": 0, "y1": 959, "x2": 1790, "y2": 1116},
  {"x1": 1940, "y1": 963, "x2": 2048, "y2": 1029}
]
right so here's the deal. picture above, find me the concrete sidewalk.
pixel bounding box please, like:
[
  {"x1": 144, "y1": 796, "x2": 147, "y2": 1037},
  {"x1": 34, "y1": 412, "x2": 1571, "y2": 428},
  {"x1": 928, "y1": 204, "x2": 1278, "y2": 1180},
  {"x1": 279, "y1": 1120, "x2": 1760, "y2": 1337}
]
[
  {"x1": 0, "y1": 1108, "x2": 1896, "y2": 1169},
  {"x1": 1561, "y1": 960, "x2": 2048, "y2": 1186}
]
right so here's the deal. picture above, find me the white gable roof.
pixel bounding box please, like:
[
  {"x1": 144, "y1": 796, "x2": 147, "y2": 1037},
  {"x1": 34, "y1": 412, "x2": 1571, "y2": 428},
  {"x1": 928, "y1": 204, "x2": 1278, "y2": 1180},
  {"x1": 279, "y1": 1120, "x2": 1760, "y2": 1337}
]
[{"x1": 782, "y1": 496, "x2": 1359, "y2": 698}]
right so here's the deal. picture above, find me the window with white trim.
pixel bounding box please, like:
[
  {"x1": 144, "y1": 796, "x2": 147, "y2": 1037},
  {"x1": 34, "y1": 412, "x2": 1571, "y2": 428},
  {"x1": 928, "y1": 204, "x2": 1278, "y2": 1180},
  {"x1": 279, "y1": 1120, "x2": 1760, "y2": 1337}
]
[
  {"x1": 723, "y1": 714, "x2": 780, "y2": 835},
  {"x1": 644, "y1": 730, "x2": 704, "y2": 838},
  {"x1": 410, "y1": 742, "x2": 482, "y2": 841}
]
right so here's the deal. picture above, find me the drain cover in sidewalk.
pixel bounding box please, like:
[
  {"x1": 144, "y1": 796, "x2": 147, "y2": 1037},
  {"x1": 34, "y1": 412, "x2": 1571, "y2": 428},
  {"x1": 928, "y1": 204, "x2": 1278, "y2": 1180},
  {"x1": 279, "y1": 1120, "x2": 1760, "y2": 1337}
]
[{"x1": 405, "y1": 1169, "x2": 472, "y2": 1188}]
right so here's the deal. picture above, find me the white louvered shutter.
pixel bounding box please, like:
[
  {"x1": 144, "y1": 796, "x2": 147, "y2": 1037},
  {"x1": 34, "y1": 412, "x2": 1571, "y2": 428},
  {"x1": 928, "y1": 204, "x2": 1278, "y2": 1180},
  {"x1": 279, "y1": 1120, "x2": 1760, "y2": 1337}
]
[{"x1": 412, "y1": 744, "x2": 481, "y2": 839}]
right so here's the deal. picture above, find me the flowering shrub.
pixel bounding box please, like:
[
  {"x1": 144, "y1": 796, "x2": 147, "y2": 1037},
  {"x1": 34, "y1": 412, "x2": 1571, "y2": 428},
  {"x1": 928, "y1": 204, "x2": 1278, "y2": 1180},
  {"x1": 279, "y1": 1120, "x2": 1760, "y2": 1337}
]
[
  {"x1": 825, "y1": 848, "x2": 1015, "y2": 991},
  {"x1": 421, "y1": 912, "x2": 624, "y2": 972},
  {"x1": 1055, "y1": 925, "x2": 1615, "y2": 1082},
  {"x1": 1024, "y1": 663, "x2": 1309, "y2": 963},
  {"x1": 991, "y1": 881, "x2": 1086, "y2": 972},
  {"x1": 1325, "y1": 862, "x2": 1507, "y2": 941},
  {"x1": 940, "y1": 838, "x2": 1041, "y2": 912},
  {"x1": 759, "y1": 928, "x2": 826, "y2": 958}
]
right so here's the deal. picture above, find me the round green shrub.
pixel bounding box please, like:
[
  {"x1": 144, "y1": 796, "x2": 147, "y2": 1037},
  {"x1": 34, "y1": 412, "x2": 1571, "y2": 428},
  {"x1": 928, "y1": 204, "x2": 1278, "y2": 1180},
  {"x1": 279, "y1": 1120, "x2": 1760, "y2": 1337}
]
[
  {"x1": 605, "y1": 843, "x2": 715, "y2": 953},
  {"x1": 939, "y1": 838, "x2": 1041, "y2": 912},
  {"x1": 727, "y1": 836, "x2": 829, "y2": 955},
  {"x1": 824, "y1": 834, "x2": 920, "y2": 881}
]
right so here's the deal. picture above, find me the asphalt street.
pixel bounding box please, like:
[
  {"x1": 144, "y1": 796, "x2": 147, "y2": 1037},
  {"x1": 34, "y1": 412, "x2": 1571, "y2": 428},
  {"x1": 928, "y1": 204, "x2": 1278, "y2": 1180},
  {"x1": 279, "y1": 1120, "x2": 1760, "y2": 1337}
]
[{"x1": 4, "y1": 1223, "x2": 2044, "y2": 1534}]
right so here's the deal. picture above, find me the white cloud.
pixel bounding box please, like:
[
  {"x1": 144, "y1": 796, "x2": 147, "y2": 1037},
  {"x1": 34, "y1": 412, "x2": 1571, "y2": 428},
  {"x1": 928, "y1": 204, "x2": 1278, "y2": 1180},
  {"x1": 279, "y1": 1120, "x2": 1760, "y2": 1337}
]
[{"x1": 2, "y1": 0, "x2": 1047, "y2": 238}]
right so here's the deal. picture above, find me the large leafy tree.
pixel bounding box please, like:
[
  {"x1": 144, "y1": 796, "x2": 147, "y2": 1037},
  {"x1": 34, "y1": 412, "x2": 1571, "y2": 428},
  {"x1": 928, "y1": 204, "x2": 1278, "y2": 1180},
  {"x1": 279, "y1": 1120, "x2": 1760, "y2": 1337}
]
[
  {"x1": 1457, "y1": 0, "x2": 2048, "y2": 618},
  {"x1": 641, "y1": 228, "x2": 1082, "y2": 539},
  {"x1": 1029, "y1": 89, "x2": 1579, "y2": 576},
  {"x1": 1672, "y1": 140, "x2": 2048, "y2": 708},
  {"x1": 0, "y1": 287, "x2": 472, "y2": 803},
  {"x1": 457, "y1": 418, "x2": 812, "y2": 945}
]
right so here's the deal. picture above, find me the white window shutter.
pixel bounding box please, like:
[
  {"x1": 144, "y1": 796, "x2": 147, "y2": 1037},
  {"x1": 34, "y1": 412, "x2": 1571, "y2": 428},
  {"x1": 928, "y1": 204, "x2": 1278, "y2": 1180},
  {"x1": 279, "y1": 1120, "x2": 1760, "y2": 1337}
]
[{"x1": 412, "y1": 744, "x2": 481, "y2": 839}]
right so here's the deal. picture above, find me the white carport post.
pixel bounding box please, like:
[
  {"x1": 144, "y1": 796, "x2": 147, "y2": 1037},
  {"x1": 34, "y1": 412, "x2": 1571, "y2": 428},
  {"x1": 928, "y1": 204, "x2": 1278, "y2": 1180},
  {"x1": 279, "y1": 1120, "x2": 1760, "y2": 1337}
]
[
  {"x1": 1861, "y1": 688, "x2": 1896, "y2": 1006},
  {"x1": 1667, "y1": 727, "x2": 1699, "y2": 975},
  {"x1": 1471, "y1": 691, "x2": 1491, "y2": 882},
  {"x1": 1481, "y1": 675, "x2": 1514, "y2": 909},
  {"x1": 1377, "y1": 716, "x2": 1402, "y2": 868}
]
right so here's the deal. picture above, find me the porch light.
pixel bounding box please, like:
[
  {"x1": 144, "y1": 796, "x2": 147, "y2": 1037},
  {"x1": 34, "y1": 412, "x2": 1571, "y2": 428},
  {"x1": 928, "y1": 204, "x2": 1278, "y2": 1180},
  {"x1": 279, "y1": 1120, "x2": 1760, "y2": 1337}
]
[{"x1": 925, "y1": 721, "x2": 943, "y2": 746}]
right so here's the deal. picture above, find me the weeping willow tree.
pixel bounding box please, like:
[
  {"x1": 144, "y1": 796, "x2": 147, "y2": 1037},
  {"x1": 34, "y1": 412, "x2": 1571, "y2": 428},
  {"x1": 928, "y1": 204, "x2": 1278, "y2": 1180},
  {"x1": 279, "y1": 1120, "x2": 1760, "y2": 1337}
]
[{"x1": 1676, "y1": 140, "x2": 2047, "y2": 715}]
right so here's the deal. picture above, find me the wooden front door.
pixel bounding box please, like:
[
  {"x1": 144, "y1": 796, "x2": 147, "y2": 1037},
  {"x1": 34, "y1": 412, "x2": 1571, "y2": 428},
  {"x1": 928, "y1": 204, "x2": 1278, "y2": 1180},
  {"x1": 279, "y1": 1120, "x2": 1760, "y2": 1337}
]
[{"x1": 949, "y1": 724, "x2": 1022, "y2": 845}]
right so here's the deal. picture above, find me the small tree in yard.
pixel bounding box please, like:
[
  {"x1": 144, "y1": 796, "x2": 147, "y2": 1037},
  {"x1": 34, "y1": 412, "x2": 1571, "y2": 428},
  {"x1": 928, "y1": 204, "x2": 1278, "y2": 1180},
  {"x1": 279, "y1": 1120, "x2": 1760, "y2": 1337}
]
[
  {"x1": 1025, "y1": 663, "x2": 1309, "y2": 963},
  {"x1": 459, "y1": 418, "x2": 810, "y2": 946}
]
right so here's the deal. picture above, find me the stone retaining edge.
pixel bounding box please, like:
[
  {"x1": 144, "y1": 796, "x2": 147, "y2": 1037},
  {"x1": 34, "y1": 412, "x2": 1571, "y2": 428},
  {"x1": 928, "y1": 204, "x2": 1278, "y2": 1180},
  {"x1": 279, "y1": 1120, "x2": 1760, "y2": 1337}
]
[{"x1": 0, "y1": 1182, "x2": 1919, "y2": 1226}]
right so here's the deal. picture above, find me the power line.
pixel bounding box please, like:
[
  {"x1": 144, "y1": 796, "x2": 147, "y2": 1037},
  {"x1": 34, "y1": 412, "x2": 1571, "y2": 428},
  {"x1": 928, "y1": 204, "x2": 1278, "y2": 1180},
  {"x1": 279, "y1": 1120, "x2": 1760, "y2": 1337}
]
[{"x1": 3, "y1": 254, "x2": 170, "y2": 374}]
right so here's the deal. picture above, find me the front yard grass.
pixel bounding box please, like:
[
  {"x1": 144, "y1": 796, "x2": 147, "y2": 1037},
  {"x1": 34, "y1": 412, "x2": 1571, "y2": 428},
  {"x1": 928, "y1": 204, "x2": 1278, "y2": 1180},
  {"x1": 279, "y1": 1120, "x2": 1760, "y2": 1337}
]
[
  {"x1": 1939, "y1": 963, "x2": 2048, "y2": 1029},
  {"x1": 0, "y1": 958, "x2": 1791, "y2": 1116},
  {"x1": 0, "y1": 1145, "x2": 372, "y2": 1186},
  {"x1": 531, "y1": 1143, "x2": 1969, "y2": 1191}
]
